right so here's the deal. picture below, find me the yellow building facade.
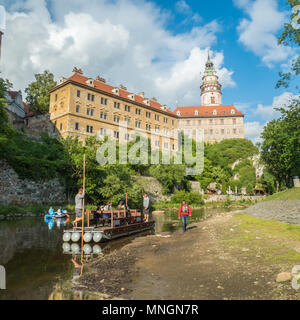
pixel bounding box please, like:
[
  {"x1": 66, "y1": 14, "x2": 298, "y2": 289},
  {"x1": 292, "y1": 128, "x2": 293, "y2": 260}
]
[{"x1": 49, "y1": 68, "x2": 179, "y2": 151}]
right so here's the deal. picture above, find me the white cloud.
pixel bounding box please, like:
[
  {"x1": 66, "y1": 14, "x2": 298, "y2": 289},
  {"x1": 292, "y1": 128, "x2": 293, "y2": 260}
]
[
  {"x1": 235, "y1": 0, "x2": 293, "y2": 67},
  {"x1": 0, "y1": 0, "x2": 235, "y2": 108},
  {"x1": 175, "y1": 0, "x2": 191, "y2": 14},
  {"x1": 244, "y1": 121, "x2": 264, "y2": 144},
  {"x1": 244, "y1": 91, "x2": 297, "y2": 143}
]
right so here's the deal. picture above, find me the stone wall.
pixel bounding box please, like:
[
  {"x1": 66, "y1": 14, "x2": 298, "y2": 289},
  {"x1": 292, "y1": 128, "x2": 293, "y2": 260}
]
[
  {"x1": 204, "y1": 194, "x2": 266, "y2": 203},
  {"x1": 24, "y1": 113, "x2": 58, "y2": 138},
  {"x1": 0, "y1": 159, "x2": 66, "y2": 206}
]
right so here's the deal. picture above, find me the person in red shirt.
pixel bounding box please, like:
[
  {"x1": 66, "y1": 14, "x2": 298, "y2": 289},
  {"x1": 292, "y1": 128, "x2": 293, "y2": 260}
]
[{"x1": 178, "y1": 200, "x2": 192, "y2": 232}]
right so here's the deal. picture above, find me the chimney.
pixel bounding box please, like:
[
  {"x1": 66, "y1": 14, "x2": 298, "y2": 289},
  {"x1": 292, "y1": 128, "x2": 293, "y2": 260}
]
[
  {"x1": 72, "y1": 67, "x2": 83, "y2": 74},
  {"x1": 119, "y1": 84, "x2": 127, "y2": 90},
  {"x1": 96, "y1": 75, "x2": 106, "y2": 83}
]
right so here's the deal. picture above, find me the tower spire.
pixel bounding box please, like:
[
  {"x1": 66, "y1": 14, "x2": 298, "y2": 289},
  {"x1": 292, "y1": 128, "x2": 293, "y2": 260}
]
[{"x1": 200, "y1": 51, "x2": 222, "y2": 106}]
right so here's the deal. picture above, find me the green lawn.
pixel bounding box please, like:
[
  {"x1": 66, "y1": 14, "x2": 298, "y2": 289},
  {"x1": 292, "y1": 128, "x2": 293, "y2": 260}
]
[{"x1": 264, "y1": 188, "x2": 300, "y2": 201}]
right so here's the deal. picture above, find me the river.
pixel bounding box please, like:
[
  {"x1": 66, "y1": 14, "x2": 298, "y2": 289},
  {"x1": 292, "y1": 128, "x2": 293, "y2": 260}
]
[{"x1": 0, "y1": 207, "x2": 240, "y2": 300}]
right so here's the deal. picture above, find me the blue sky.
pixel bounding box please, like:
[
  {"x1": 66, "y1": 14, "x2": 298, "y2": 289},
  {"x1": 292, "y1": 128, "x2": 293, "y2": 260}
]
[{"x1": 0, "y1": 0, "x2": 298, "y2": 143}]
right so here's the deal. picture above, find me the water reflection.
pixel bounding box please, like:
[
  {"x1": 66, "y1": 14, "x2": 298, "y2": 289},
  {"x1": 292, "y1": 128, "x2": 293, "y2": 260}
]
[{"x1": 0, "y1": 207, "x2": 238, "y2": 300}]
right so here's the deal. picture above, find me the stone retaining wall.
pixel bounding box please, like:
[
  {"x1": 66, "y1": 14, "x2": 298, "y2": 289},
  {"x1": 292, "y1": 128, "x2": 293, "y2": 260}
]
[
  {"x1": 205, "y1": 194, "x2": 265, "y2": 203},
  {"x1": 0, "y1": 159, "x2": 66, "y2": 206}
]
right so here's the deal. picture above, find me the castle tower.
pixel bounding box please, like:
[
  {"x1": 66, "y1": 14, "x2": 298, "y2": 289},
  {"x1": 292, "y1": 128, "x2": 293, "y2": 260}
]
[{"x1": 200, "y1": 53, "x2": 222, "y2": 106}]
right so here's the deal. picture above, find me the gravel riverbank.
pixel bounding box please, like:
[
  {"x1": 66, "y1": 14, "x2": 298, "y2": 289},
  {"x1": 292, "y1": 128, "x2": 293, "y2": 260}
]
[{"x1": 243, "y1": 200, "x2": 300, "y2": 224}]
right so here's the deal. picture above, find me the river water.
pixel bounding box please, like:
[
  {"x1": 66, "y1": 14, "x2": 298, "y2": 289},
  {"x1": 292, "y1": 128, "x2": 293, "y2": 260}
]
[{"x1": 0, "y1": 207, "x2": 238, "y2": 300}]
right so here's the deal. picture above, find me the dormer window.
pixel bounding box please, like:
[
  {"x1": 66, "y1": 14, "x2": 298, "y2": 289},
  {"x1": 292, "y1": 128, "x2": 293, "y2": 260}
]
[
  {"x1": 177, "y1": 111, "x2": 181, "y2": 116},
  {"x1": 86, "y1": 79, "x2": 94, "y2": 87},
  {"x1": 143, "y1": 99, "x2": 150, "y2": 106},
  {"x1": 213, "y1": 109, "x2": 217, "y2": 115},
  {"x1": 112, "y1": 87, "x2": 119, "y2": 95},
  {"x1": 195, "y1": 110, "x2": 198, "y2": 116},
  {"x1": 128, "y1": 94, "x2": 135, "y2": 101},
  {"x1": 231, "y1": 109, "x2": 235, "y2": 114}
]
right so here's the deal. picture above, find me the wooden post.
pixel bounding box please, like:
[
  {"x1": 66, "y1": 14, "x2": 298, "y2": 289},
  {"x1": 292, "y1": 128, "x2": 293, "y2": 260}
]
[{"x1": 81, "y1": 155, "x2": 86, "y2": 264}]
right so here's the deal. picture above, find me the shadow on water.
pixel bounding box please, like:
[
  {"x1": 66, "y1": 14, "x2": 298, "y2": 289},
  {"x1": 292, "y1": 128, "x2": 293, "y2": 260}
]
[{"x1": 0, "y1": 207, "x2": 238, "y2": 300}]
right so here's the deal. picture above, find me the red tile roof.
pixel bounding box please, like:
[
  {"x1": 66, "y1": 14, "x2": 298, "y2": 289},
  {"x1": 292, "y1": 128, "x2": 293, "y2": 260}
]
[
  {"x1": 24, "y1": 102, "x2": 35, "y2": 117},
  {"x1": 173, "y1": 105, "x2": 244, "y2": 117},
  {"x1": 53, "y1": 72, "x2": 175, "y2": 116},
  {"x1": 8, "y1": 91, "x2": 19, "y2": 100}
]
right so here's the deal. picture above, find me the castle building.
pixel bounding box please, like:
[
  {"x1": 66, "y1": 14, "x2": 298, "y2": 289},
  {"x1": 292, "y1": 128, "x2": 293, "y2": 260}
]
[
  {"x1": 174, "y1": 54, "x2": 244, "y2": 143},
  {"x1": 49, "y1": 68, "x2": 179, "y2": 151}
]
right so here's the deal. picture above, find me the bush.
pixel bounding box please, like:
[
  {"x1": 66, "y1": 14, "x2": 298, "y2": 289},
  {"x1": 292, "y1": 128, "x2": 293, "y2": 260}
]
[{"x1": 171, "y1": 190, "x2": 204, "y2": 205}]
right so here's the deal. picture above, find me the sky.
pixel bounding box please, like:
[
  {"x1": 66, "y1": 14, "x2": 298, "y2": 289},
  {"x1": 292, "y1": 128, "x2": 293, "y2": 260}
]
[{"x1": 0, "y1": 0, "x2": 298, "y2": 144}]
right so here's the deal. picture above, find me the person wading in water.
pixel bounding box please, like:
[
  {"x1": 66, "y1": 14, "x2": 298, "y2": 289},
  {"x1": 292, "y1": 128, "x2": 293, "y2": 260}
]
[
  {"x1": 178, "y1": 200, "x2": 192, "y2": 232},
  {"x1": 73, "y1": 188, "x2": 85, "y2": 227}
]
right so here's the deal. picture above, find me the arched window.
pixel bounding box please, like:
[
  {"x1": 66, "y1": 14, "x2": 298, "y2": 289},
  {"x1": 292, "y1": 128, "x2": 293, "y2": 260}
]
[
  {"x1": 195, "y1": 110, "x2": 198, "y2": 116},
  {"x1": 177, "y1": 111, "x2": 181, "y2": 116},
  {"x1": 213, "y1": 109, "x2": 217, "y2": 115},
  {"x1": 231, "y1": 109, "x2": 235, "y2": 114}
]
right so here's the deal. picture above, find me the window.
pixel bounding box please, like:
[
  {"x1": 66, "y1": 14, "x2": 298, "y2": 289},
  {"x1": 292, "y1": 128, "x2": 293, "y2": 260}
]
[
  {"x1": 100, "y1": 128, "x2": 106, "y2": 136},
  {"x1": 172, "y1": 120, "x2": 175, "y2": 126},
  {"x1": 114, "y1": 131, "x2": 119, "y2": 139},
  {"x1": 76, "y1": 105, "x2": 80, "y2": 113},
  {"x1": 233, "y1": 118, "x2": 236, "y2": 124},
  {"x1": 163, "y1": 117, "x2": 168, "y2": 124},
  {"x1": 101, "y1": 97, "x2": 108, "y2": 105},
  {"x1": 194, "y1": 110, "x2": 198, "y2": 116},
  {"x1": 77, "y1": 90, "x2": 81, "y2": 98},
  {"x1": 114, "y1": 102, "x2": 120, "y2": 109},
  {"x1": 164, "y1": 142, "x2": 169, "y2": 149},
  {"x1": 87, "y1": 108, "x2": 94, "y2": 116},
  {"x1": 87, "y1": 93, "x2": 94, "y2": 101},
  {"x1": 55, "y1": 94, "x2": 58, "y2": 102},
  {"x1": 114, "y1": 115, "x2": 120, "y2": 123},
  {"x1": 155, "y1": 140, "x2": 160, "y2": 147},
  {"x1": 75, "y1": 122, "x2": 79, "y2": 130},
  {"x1": 213, "y1": 109, "x2": 217, "y2": 115},
  {"x1": 176, "y1": 111, "x2": 180, "y2": 116},
  {"x1": 220, "y1": 119, "x2": 224, "y2": 125},
  {"x1": 163, "y1": 128, "x2": 168, "y2": 135},
  {"x1": 155, "y1": 114, "x2": 160, "y2": 121},
  {"x1": 210, "y1": 129, "x2": 213, "y2": 135},
  {"x1": 233, "y1": 129, "x2": 237, "y2": 134},
  {"x1": 100, "y1": 112, "x2": 108, "y2": 120},
  {"x1": 155, "y1": 126, "x2": 160, "y2": 133},
  {"x1": 125, "y1": 105, "x2": 131, "y2": 112},
  {"x1": 124, "y1": 133, "x2": 130, "y2": 141},
  {"x1": 172, "y1": 144, "x2": 175, "y2": 151},
  {"x1": 60, "y1": 123, "x2": 63, "y2": 130},
  {"x1": 135, "y1": 121, "x2": 141, "y2": 128},
  {"x1": 221, "y1": 129, "x2": 225, "y2": 134},
  {"x1": 126, "y1": 118, "x2": 131, "y2": 126},
  {"x1": 146, "y1": 124, "x2": 151, "y2": 131},
  {"x1": 86, "y1": 125, "x2": 94, "y2": 133},
  {"x1": 136, "y1": 108, "x2": 141, "y2": 115},
  {"x1": 146, "y1": 111, "x2": 151, "y2": 118},
  {"x1": 198, "y1": 120, "x2": 201, "y2": 125},
  {"x1": 209, "y1": 119, "x2": 213, "y2": 124},
  {"x1": 231, "y1": 109, "x2": 235, "y2": 114}
]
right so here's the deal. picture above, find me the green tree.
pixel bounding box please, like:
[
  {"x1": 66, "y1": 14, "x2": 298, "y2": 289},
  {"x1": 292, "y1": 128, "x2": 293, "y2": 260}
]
[
  {"x1": 260, "y1": 99, "x2": 300, "y2": 188},
  {"x1": 25, "y1": 70, "x2": 56, "y2": 114},
  {"x1": 276, "y1": 0, "x2": 299, "y2": 89}
]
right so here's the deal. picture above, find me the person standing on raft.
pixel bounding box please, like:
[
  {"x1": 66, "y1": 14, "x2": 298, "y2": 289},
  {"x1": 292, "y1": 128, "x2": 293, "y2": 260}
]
[
  {"x1": 73, "y1": 188, "x2": 85, "y2": 227},
  {"x1": 178, "y1": 200, "x2": 191, "y2": 232},
  {"x1": 143, "y1": 193, "x2": 150, "y2": 222}
]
